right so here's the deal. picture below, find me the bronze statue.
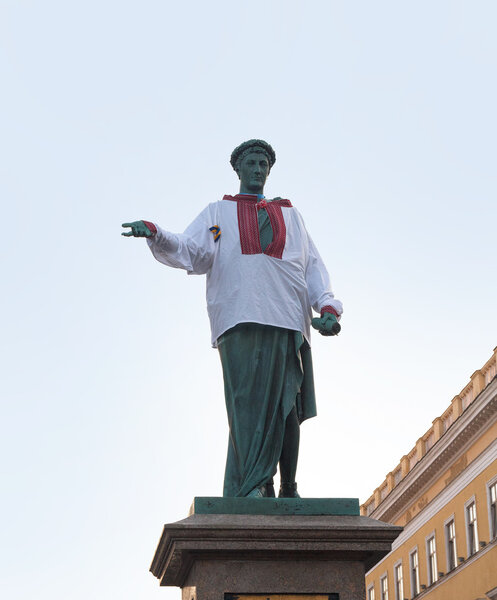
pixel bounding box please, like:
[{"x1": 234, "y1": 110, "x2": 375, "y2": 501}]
[{"x1": 123, "y1": 140, "x2": 342, "y2": 498}]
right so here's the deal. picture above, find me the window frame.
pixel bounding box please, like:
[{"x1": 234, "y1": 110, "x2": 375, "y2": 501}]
[
  {"x1": 425, "y1": 532, "x2": 438, "y2": 585},
  {"x1": 380, "y1": 571, "x2": 389, "y2": 600},
  {"x1": 409, "y1": 546, "x2": 420, "y2": 598},
  {"x1": 464, "y1": 496, "x2": 479, "y2": 556},
  {"x1": 487, "y1": 475, "x2": 497, "y2": 541},
  {"x1": 394, "y1": 559, "x2": 404, "y2": 600},
  {"x1": 367, "y1": 582, "x2": 376, "y2": 600},
  {"x1": 444, "y1": 514, "x2": 457, "y2": 572}
]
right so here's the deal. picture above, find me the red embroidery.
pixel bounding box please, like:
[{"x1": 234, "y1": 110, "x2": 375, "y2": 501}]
[
  {"x1": 237, "y1": 200, "x2": 262, "y2": 254},
  {"x1": 223, "y1": 195, "x2": 292, "y2": 259},
  {"x1": 142, "y1": 220, "x2": 157, "y2": 235},
  {"x1": 264, "y1": 204, "x2": 286, "y2": 259},
  {"x1": 320, "y1": 305, "x2": 339, "y2": 318}
]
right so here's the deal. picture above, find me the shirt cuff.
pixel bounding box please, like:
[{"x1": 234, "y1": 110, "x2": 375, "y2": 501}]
[
  {"x1": 320, "y1": 305, "x2": 339, "y2": 318},
  {"x1": 142, "y1": 220, "x2": 157, "y2": 236}
]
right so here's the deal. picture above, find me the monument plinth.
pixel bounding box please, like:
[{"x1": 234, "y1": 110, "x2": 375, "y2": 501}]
[{"x1": 150, "y1": 498, "x2": 402, "y2": 600}]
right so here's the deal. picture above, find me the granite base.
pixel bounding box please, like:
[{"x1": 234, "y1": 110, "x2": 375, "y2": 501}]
[{"x1": 151, "y1": 498, "x2": 402, "y2": 600}]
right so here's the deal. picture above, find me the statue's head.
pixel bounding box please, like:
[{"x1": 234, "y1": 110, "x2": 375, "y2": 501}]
[{"x1": 230, "y1": 139, "x2": 276, "y2": 194}]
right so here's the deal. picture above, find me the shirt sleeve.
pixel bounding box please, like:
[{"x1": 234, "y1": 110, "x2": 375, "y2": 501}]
[
  {"x1": 146, "y1": 205, "x2": 218, "y2": 275},
  {"x1": 300, "y1": 215, "x2": 343, "y2": 317}
]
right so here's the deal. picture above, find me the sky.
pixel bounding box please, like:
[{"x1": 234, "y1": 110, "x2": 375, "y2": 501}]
[{"x1": 1, "y1": 1, "x2": 496, "y2": 599}]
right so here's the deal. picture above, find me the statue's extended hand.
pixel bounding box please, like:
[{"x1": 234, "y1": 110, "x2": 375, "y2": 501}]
[
  {"x1": 311, "y1": 313, "x2": 341, "y2": 336},
  {"x1": 122, "y1": 221, "x2": 153, "y2": 238}
]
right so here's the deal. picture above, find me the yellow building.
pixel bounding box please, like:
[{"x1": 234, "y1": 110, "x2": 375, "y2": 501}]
[{"x1": 361, "y1": 348, "x2": 497, "y2": 600}]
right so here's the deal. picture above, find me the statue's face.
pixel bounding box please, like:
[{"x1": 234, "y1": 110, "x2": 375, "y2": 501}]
[{"x1": 238, "y1": 152, "x2": 270, "y2": 194}]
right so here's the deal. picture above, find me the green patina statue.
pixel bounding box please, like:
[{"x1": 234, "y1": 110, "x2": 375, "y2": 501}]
[{"x1": 122, "y1": 140, "x2": 342, "y2": 498}]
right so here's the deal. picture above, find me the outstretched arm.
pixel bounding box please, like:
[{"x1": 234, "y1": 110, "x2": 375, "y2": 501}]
[{"x1": 122, "y1": 206, "x2": 217, "y2": 275}]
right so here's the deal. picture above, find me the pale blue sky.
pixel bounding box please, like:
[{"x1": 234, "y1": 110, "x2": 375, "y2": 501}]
[{"x1": 1, "y1": 1, "x2": 496, "y2": 599}]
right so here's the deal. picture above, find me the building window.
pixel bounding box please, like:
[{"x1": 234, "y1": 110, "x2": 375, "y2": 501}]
[
  {"x1": 368, "y1": 584, "x2": 375, "y2": 600},
  {"x1": 427, "y1": 535, "x2": 438, "y2": 585},
  {"x1": 445, "y1": 518, "x2": 457, "y2": 571},
  {"x1": 394, "y1": 563, "x2": 404, "y2": 600},
  {"x1": 380, "y1": 574, "x2": 389, "y2": 600},
  {"x1": 410, "y1": 549, "x2": 420, "y2": 597},
  {"x1": 489, "y1": 481, "x2": 497, "y2": 539},
  {"x1": 466, "y1": 500, "x2": 479, "y2": 555}
]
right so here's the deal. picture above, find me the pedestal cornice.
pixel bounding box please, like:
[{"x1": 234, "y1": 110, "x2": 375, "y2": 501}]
[{"x1": 150, "y1": 510, "x2": 403, "y2": 587}]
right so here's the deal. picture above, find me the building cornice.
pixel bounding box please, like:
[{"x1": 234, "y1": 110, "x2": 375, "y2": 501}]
[
  {"x1": 369, "y1": 377, "x2": 497, "y2": 523},
  {"x1": 365, "y1": 437, "x2": 497, "y2": 574}
]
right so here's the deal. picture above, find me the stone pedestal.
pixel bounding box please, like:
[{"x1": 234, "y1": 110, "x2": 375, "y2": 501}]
[{"x1": 150, "y1": 498, "x2": 402, "y2": 600}]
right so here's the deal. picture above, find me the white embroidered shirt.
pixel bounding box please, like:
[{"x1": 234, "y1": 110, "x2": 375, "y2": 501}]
[{"x1": 147, "y1": 195, "x2": 342, "y2": 347}]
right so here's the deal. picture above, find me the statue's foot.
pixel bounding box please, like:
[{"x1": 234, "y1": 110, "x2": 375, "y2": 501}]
[
  {"x1": 247, "y1": 484, "x2": 268, "y2": 498},
  {"x1": 266, "y1": 478, "x2": 275, "y2": 498},
  {"x1": 278, "y1": 482, "x2": 300, "y2": 498}
]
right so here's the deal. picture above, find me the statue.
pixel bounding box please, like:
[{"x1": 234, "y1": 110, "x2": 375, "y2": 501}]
[{"x1": 122, "y1": 140, "x2": 342, "y2": 498}]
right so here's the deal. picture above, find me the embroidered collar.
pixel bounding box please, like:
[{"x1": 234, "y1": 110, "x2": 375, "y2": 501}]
[
  {"x1": 223, "y1": 194, "x2": 260, "y2": 202},
  {"x1": 223, "y1": 194, "x2": 292, "y2": 206},
  {"x1": 239, "y1": 193, "x2": 265, "y2": 200},
  {"x1": 223, "y1": 194, "x2": 291, "y2": 259}
]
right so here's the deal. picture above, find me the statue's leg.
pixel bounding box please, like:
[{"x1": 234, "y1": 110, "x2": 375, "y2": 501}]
[
  {"x1": 265, "y1": 477, "x2": 276, "y2": 498},
  {"x1": 279, "y1": 406, "x2": 300, "y2": 487}
]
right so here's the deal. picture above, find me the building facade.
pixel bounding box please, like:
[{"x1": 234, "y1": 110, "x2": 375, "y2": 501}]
[{"x1": 361, "y1": 348, "x2": 497, "y2": 600}]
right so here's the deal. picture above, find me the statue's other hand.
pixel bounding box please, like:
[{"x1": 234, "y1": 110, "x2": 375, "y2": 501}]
[
  {"x1": 121, "y1": 221, "x2": 153, "y2": 238},
  {"x1": 311, "y1": 313, "x2": 341, "y2": 337}
]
